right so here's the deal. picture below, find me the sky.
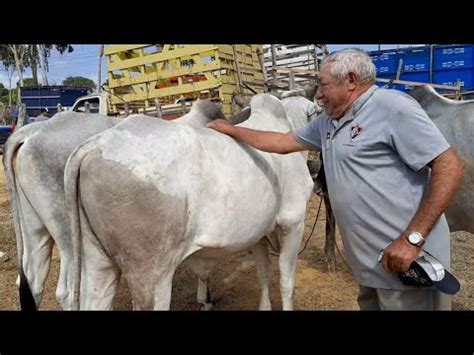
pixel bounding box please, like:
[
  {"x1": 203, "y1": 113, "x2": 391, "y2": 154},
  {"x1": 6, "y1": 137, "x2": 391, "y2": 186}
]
[
  {"x1": 0, "y1": 45, "x2": 107, "y2": 89},
  {"x1": 0, "y1": 44, "x2": 421, "y2": 89}
]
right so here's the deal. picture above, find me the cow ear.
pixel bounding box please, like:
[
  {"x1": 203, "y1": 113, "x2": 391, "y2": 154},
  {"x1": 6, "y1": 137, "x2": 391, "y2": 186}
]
[
  {"x1": 304, "y1": 85, "x2": 318, "y2": 101},
  {"x1": 232, "y1": 93, "x2": 248, "y2": 108},
  {"x1": 227, "y1": 107, "x2": 252, "y2": 125}
]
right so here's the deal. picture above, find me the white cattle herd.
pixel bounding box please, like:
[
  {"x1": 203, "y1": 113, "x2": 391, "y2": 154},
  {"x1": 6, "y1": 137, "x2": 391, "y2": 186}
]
[{"x1": 2, "y1": 85, "x2": 472, "y2": 310}]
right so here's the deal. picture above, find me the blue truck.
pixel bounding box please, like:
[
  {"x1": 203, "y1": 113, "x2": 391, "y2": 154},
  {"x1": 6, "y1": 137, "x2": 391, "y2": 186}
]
[
  {"x1": 0, "y1": 86, "x2": 89, "y2": 153},
  {"x1": 20, "y1": 86, "x2": 89, "y2": 117},
  {"x1": 370, "y1": 44, "x2": 474, "y2": 93},
  {"x1": 0, "y1": 124, "x2": 12, "y2": 154}
]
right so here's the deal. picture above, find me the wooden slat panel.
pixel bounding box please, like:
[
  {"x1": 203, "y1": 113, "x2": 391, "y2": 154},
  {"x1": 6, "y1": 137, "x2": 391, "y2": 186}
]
[
  {"x1": 108, "y1": 60, "x2": 221, "y2": 88},
  {"x1": 106, "y1": 44, "x2": 265, "y2": 111},
  {"x1": 107, "y1": 45, "x2": 219, "y2": 71},
  {"x1": 110, "y1": 79, "x2": 222, "y2": 104},
  {"x1": 105, "y1": 45, "x2": 151, "y2": 55}
]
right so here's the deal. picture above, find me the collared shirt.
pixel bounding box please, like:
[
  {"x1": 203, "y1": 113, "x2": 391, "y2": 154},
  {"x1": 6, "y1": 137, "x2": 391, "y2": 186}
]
[{"x1": 294, "y1": 85, "x2": 451, "y2": 290}]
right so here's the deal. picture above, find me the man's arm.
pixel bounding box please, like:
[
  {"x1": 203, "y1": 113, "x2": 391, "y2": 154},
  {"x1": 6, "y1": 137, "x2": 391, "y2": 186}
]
[
  {"x1": 382, "y1": 148, "x2": 465, "y2": 273},
  {"x1": 207, "y1": 119, "x2": 308, "y2": 154}
]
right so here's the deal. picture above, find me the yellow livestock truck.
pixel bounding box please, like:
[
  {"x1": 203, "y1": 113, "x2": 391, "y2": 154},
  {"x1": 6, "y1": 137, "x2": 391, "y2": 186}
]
[{"x1": 71, "y1": 44, "x2": 266, "y2": 119}]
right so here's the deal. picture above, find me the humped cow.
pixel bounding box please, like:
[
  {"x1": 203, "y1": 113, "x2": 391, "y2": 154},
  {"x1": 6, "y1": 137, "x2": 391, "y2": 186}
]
[
  {"x1": 65, "y1": 93, "x2": 316, "y2": 310},
  {"x1": 2, "y1": 101, "x2": 231, "y2": 310},
  {"x1": 2, "y1": 113, "x2": 120, "y2": 310},
  {"x1": 191, "y1": 94, "x2": 321, "y2": 309},
  {"x1": 4, "y1": 94, "x2": 319, "y2": 311},
  {"x1": 409, "y1": 85, "x2": 474, "y2": 233}
]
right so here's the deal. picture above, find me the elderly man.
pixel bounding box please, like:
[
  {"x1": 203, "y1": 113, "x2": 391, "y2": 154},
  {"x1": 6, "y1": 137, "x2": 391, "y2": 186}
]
[{"x1": 207, "y1": 48, "x2": 464, "y2": 311}]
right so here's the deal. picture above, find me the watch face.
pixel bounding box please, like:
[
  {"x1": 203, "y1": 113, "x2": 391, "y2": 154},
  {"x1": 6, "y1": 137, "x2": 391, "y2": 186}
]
[{"x1": 409, "y1": 233, "x2": 421, "y2": 244}]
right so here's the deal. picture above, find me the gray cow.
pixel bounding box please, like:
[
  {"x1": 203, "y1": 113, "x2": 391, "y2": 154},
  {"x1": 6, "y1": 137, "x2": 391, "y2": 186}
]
[
  {"x1": 2, "y1": 113, "x2": 119, "y2": 310},
  {"x1": 2, "y1": 101, "x2": 232, "y2": 310},
  {"x1": 3, "y1": 100, "x2": 226, "y2": 310},
  {"x1": 4, "y1": 95, "x2": 318, "y2": 311},
  {"x1": 409, "y1": 85, "x2": 474, "y2": 233},
  {"x1": 65, "y1": 94, "x2": 315, "y2": 310}
]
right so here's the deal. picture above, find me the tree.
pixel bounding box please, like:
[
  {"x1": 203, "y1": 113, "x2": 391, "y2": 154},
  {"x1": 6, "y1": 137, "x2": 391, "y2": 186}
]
[
  {"x1": 1, "y1": 45, "x2": 38, "y2": 103},
  {"x1": 0, "y1": 83, "x2": 8, "y2": 96},
  {"x1": 0, "y1": 44, "x2": 74, "y2": 99},
  {"x1": 0, "y1": 47, "x2": 17, "y2": 107},
  {"x1": 7, "y1": 45, "x2": 27, "y2": 86},
  {"x1": 36, "y1": 45, "x2": 47, "y2": 86},
  {"x1": 97, "y1": 45, "x2": 104, "y2": 93},
  {"x1": 33, "y1": 44, "x2": 73, "y2": 86},
  {"x1": 16, "y1": 78, "x2": 38, "y2": 87},
  {"x1": 0, "y1": 83, "x2": 17, "y2": 108},
  {"x1": 7, "y1": 65, "x2": 15, "y2": 107},
  {"x1": 7, "y1": 45, "x2": 28, "y2": 103},
  {"x1": 0, "y1": 83, "x2": 8, "y2": 109},
  {"x1": 62, "y1": 76, "x2": 96, "y2": 92}
]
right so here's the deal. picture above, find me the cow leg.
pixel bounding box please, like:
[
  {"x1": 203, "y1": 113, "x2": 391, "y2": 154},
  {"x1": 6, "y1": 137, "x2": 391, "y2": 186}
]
[
  {"x1": 278, "y1": 221, "x2": 305, "y2": 310},
  {"x1": 15, "y1": 160, "x2": 75, "y2": 309},
  {"x1": 23, "y1": 210, "x2": 75, "y2": 309},
  {"x1": 252, "y1": 239, "x2": 272, "y2": 310},
  {"x1": 55, "y1": 248, "x2": 73, "y2": 309},
  {"x1": 17, "y1": 205, "x2": 75, "y2": 309},
  {"x1": 47, "y1": 224, "x2": 75, "y2": 309},
  {"x1": 80, "y1": 251, "x2": 120, "y2": 310},
  {"x1": 79, "y1": 227, "x2": 120, "y2": 310},
  {"x1": 323, "y1": 193, "x2": 336, "y2": 272},
  {"x1": 152, "y1": 271, "x2": 175, "y2": 310},
  {"x1": 184, "y1": 257, "x2": 215, "y2": 310},
  {"x1": 124, "y1": 268, "x2": 175, "y2": 310},
  {"x1": 16, "y1": 184, "x2": 54, "y2": 308},
  {"x1": 197, "y1": 278, "x2": 213, "y2": 310}
]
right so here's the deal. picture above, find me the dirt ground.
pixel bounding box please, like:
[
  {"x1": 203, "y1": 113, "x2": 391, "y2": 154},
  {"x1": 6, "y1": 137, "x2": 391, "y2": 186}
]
[{"x1": 0, "y1": 162, "x2": 472, "y2": 310}]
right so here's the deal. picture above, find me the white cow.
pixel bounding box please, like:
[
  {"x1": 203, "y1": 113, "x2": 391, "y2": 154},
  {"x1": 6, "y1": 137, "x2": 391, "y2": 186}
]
[
  {"x1": 2, "y1": 113, "x2": 120, "y2": 310},
  {"x1": 2, "y1": 101, "x2": 230, "y2": 310},
  {"x1": 409, "y1": 85, "x2": 474, "y2": 233},
  {"x1": 65, "y1": 94, "x2": 315, "y2": 310},
  {"x1": 193, "y1": 95, "x2": 321, "y2": 309},
  {"x1": 3, "y1": 97, "x2": 317, "y2": 311}
]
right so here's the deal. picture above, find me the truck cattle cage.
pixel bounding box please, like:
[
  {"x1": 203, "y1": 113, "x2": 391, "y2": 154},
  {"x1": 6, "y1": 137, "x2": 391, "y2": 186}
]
[{"x1": 104, "y1": 44, "x2": 266, "y2": 117}]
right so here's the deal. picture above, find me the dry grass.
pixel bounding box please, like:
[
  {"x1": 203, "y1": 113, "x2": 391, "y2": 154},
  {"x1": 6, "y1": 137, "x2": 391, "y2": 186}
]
[{"x1": 0, "y1": 163, "x2": 472, "y2": 310}]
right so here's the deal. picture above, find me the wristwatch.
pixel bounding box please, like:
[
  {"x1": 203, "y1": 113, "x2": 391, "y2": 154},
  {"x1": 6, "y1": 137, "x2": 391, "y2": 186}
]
[{"x1": 406, "y1": 231, "x2": 425, "y2": 247}]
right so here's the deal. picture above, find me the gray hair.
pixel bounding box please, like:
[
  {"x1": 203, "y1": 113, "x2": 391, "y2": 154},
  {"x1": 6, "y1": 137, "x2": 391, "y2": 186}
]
[{"x1": 321, "y1": 48, "x2": 376, "y2": 85}]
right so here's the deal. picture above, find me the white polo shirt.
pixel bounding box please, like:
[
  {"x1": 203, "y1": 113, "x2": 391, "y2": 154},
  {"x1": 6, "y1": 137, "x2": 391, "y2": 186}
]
[{"x1": 294, "y1": 85, "x2": 451, "y2": 290}]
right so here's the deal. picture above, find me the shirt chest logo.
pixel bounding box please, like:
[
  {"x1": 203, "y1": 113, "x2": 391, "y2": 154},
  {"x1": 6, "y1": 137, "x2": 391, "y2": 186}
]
[{"x1": 350, "y1": 123, "x2": 363, "y2": 140}]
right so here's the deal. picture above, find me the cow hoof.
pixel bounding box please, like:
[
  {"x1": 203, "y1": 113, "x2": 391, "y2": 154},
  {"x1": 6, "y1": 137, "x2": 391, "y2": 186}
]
[{"x1": 199, "y1": 302, "x2": 214, "y2": 311}]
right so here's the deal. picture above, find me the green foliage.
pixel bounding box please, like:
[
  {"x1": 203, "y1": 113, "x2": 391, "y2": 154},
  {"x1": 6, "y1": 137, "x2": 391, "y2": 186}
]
[
  {"x1": 62, "y1": 76, "x2": 96, "y2": 92},
  {"x1": 0, "y1": 85, "x2": 16, "y2": 107},
  {"x1": 16, "y1": 78, "x2": 37, "y2": 87}
]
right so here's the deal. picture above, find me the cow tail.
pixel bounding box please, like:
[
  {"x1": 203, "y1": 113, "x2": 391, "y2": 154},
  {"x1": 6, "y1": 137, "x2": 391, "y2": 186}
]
[
  {"x1": 64, "y1": 140, "x2": 95, "y2": 310},
  {"x1": 2, "y1": 129, "x2": 37, "y2": 311}
]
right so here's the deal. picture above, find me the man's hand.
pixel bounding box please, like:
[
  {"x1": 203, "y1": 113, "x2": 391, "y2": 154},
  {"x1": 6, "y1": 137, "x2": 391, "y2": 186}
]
[
  {"x1": 207, "y1": 119, "x2": 234, "y2": 134},
  {"x1": 381, "y1": 235, "x2": 421, "y2": 272},
  {"x1": 207, "y1": 119, "x2": 308, "y2": 154}
]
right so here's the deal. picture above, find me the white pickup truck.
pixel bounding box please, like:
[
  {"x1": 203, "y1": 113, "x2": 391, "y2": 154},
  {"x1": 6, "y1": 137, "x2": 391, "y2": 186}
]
[{"x1": 70, "y1": 92, "x2": 194, "y2": 119}]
